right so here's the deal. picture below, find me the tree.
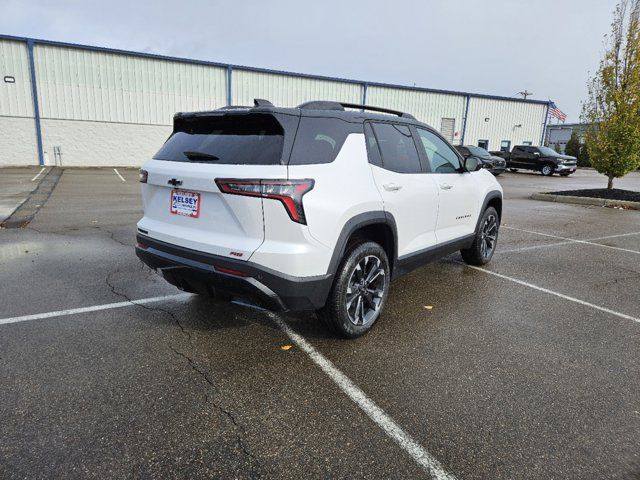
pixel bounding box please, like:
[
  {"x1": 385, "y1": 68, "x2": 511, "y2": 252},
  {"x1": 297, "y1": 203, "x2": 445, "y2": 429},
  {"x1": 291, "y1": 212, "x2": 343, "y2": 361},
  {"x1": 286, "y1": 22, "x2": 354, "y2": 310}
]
[
  {"x1": 565, "y1": 131, "x2": 581, "y2": 158},
  {"x1": 582, "y1": 0, "x2": 640, "y2": 189},
  {"x1": 578, "y1": 142, "x2": 591, "y2": 167}
]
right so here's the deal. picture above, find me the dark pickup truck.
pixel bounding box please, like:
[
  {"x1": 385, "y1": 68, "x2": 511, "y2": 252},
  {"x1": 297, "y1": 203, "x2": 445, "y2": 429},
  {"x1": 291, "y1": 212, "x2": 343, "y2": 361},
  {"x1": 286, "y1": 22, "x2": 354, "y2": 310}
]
[{"x1": 491, "y1": 145, "x2": 577, "y2": 176}]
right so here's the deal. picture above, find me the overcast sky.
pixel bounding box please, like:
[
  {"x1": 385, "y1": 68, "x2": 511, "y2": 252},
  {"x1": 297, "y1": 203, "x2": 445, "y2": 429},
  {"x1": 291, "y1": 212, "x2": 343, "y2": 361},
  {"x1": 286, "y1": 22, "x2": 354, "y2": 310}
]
[{"x1": 0, "y1": 0, "x2": 616, "y2": 122}]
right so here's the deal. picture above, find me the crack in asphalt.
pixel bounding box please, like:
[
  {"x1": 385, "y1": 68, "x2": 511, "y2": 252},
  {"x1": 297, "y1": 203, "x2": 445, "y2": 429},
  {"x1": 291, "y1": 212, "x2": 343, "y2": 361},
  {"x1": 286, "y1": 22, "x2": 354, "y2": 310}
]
[
  {"x1": 102, "y1": 228, "x2": 132, "y2": 248},
  {"x1": 27, "y1": 224, "x2": 134, "y2": 249},
  {"x1": 169, "y1": 345, "x2": 262, "y2": 475},
  {"x1": 104, "y1": 268, "x2": 263, "y2": 475},
  {"x1": 105, "y1": 268, "x2": 192, "y2": 341}
]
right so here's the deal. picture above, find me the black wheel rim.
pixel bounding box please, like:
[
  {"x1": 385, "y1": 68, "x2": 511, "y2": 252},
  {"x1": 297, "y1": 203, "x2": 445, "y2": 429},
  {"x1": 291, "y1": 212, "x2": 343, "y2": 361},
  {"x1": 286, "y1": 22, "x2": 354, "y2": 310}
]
[
  {"x1": 480, "y1": 214, "x2": 498, "y2": 259},
  {"x1": 345, "y1": 255, "x2": 385, "y2": 326}
]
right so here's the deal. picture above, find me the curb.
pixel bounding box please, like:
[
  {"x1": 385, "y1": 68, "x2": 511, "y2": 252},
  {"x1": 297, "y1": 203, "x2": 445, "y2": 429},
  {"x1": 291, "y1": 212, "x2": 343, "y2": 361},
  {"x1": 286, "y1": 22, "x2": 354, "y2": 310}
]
[
  {"x1": 531, "y1": 192, "x2": 640, "y2": 210},
  {"x1": 0, "y1": 167, "x2": 64, "y2": 228}
]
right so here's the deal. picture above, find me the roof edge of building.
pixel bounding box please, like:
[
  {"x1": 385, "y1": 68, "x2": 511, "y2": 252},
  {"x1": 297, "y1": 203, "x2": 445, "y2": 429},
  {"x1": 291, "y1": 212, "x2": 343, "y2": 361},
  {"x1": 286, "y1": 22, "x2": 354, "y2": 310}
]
[{"x1": 0, "y1": 33, "x2": 550, "y2": 106}]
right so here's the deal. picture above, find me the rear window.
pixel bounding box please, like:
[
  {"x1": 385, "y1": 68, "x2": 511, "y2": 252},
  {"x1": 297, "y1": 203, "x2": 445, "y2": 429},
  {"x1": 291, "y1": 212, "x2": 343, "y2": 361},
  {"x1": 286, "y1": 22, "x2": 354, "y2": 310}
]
[
  {"x1": 289, "y1": 117, "x2": 361, "y2": 165},
  {"x1": 154, "y1": 113, "x2": 284, "y2": 164}
]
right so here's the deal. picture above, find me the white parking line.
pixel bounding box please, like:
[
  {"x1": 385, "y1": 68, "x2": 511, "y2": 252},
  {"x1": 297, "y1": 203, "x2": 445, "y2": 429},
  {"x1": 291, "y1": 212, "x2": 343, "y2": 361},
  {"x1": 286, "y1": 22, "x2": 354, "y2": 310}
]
[
  {"x1": 502, "y1": 226, "x2": 640, "y2": 255},
  {"x1": 463, "y1": 264, "x2": 640, "y2": 325},
  {"x1": 498, "y1": 230, "x2": 640, "y2": 254},
  {"x1": 267, "y1": 312, "x2": 457, "y2": 480},
  {"x1": 0, "y1": 293, "x2": 191, "y2": 326},
  {"x1": 497, "y1": 241, "x2": 574, "y2": 254},
  {"x1": 31, "y1": 167, "x2": 46, "y2": 182},
  {"x1": 0, "y1": 293, "x2": 457, "y2": 479},
  {"x1": 113, "y1": 168, "x2": 126, "y2": 182}
]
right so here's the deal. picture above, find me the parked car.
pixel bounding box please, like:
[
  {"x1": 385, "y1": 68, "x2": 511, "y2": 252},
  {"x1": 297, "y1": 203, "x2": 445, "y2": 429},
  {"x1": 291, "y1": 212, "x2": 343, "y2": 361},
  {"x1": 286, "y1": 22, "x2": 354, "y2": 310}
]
[
  {"x1": 492, "y1": 145, "x2": 577, "y2": 176},
  {"x1": 455, "y1": 145, "x2": 506, "y2": 175},
  {"x1": 135, "y1": 99, "x2": 503, "y2": 338}
]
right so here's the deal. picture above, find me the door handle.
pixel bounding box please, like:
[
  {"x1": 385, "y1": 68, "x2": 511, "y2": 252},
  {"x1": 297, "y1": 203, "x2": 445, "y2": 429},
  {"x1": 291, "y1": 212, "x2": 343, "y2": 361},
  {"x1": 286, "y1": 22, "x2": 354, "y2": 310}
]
[
  {"x1": 383, "y1": 183, "x2": 402, "y2": 192},
  {"x1": 439, "y1": 183, "x2": 453, "y2": 190}
]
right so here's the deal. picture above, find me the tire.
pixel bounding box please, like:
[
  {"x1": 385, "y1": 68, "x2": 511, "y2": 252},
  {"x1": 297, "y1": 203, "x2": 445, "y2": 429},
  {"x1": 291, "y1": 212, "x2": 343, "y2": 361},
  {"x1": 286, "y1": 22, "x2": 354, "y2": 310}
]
[
  {"x1": 509, "y1": 168, "x2": 518, "y2": 173},
  {"x1": 541, "y1": 164, "x2": 555, "y2": 176},
  {"x1": 492, "y1": 172, "x2": 502, "y2": 177},
  {"x1": 318, "y1": 241, "x2": 390, "y2": 338},
  {"x1": 461, "y1": 207, "x2": 500, "y2": 266}
]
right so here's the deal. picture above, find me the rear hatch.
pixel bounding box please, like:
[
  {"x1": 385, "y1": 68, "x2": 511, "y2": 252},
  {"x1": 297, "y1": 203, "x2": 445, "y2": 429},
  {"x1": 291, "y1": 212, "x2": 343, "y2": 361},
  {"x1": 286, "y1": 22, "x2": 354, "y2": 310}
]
[{"x1": 138, "y1": 111, "x2": 297, "y2": 260}]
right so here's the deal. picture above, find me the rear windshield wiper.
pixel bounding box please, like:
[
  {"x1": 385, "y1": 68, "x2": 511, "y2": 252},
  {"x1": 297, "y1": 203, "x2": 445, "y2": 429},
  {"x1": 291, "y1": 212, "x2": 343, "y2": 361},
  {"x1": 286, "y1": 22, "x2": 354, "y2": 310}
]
[{"x1": 183, "y1": 151, "x2": 220, "y2": 161}]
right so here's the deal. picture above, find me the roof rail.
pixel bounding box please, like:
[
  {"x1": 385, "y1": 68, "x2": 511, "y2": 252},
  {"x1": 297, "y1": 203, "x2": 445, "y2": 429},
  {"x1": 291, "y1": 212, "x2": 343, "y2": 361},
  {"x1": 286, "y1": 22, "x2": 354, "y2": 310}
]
[
  {"x1": 297, "y1": 100, "x2": 344, "y2": 111},
  {"x1": 340, "y1": 102, "x2": 415, "y2": 119},
  {"x1": 297, "y1": 100, "x2": 416, "y2": 119}
]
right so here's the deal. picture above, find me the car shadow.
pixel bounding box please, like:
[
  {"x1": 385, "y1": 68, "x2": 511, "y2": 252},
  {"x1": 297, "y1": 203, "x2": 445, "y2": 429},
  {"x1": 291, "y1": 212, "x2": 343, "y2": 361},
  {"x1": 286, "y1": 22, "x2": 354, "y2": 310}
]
[{"x1": 176, "y1": 294, "x2": 335, "y2": 340}]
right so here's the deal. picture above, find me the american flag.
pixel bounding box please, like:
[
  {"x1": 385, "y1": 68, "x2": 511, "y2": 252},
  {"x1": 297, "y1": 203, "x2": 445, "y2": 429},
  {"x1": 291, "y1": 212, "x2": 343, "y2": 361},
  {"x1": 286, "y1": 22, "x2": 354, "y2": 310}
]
[{"x1": 549, "y1": 101, "x2": 567, "y2": 122}]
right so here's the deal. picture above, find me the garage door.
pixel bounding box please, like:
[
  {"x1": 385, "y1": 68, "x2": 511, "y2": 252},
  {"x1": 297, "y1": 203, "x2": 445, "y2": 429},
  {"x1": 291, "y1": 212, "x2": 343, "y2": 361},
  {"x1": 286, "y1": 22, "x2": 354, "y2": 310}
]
[{"x1": 439, "y1": 118, "x2": 455, "y2": 143}]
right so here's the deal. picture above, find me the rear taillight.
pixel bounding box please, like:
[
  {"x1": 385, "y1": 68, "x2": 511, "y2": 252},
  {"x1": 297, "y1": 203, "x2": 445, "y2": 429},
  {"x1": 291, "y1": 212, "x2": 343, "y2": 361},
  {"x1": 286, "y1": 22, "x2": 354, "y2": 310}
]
[
  {"x1": 215, "y1": 179, "x2": 314, "y2": 224},
  {"x1": 139, "y1": 169, "x2": 148, "y2": 183}
]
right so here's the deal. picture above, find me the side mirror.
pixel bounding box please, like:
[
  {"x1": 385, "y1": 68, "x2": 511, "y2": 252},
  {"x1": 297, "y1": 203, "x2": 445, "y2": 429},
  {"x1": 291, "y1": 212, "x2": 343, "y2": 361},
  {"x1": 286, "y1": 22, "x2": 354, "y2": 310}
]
[{"x1": 464, "y1": 156, "x2": 482, "y2": 172}]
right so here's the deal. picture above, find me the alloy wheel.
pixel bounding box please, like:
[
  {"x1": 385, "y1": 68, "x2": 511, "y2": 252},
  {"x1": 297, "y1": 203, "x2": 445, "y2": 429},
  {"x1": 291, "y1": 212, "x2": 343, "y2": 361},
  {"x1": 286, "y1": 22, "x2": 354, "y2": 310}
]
[
  {"x1": 345, "y1": 255, "x2": 385, "y2": 326},
  {"x1": 480, "y1": 214, "x2": 498, "y2": 259}
]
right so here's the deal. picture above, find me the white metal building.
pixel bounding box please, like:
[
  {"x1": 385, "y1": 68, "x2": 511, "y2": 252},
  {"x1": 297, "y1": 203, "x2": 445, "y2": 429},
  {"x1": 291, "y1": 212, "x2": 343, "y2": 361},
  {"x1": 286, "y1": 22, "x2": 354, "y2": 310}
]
[{"x1": 0, "y1": 35, "x2": 551, "y2": 167}]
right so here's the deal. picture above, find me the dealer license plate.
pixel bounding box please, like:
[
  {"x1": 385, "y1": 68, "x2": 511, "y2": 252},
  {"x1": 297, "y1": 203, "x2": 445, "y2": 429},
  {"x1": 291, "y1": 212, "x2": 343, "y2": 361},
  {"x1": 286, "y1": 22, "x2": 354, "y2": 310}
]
[{"x1": 170, "y1": 189, "x2": 201, "y2": 218}]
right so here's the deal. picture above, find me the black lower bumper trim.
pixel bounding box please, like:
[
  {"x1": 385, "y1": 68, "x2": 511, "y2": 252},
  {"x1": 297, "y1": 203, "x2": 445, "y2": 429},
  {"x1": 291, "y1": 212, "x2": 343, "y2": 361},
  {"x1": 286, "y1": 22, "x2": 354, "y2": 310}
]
[{"x1": 135, "y1": 234, "x2": 333, "y2": 312}]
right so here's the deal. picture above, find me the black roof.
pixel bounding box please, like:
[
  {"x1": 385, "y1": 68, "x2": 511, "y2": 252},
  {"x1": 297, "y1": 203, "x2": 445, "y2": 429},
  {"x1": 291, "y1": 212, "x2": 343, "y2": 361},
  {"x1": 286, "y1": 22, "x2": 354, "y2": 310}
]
[{"x1": 175, "y1": 99, "x2": 427, "y2": 127}]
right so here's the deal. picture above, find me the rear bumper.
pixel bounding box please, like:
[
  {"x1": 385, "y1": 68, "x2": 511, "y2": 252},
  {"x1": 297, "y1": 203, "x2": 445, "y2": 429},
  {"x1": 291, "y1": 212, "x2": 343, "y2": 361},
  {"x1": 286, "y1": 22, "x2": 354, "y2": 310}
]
[{"x1": 135, "y1": 234, "x2": 333, "y2": 311}]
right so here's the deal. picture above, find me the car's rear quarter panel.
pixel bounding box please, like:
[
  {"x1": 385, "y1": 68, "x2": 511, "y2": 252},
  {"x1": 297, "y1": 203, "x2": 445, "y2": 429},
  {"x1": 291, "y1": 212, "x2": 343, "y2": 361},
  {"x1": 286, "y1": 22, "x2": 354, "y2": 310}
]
[{"x1": 285, "y1": 133, "x2": 384, "y2": 274}]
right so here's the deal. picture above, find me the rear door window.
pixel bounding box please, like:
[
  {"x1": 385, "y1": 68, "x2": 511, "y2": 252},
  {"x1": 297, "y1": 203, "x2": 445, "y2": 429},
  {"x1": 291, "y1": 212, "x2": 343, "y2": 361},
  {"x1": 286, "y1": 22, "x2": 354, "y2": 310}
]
[
  {"x1": 154, "y1": 113, "x2": 284, "y2": 164},
  {"x1": 371, "y1": 123, "x2": 422, "y2": 174},
  {"x1": 289, "y1": 117, "x2": 360, "y2": 165}
]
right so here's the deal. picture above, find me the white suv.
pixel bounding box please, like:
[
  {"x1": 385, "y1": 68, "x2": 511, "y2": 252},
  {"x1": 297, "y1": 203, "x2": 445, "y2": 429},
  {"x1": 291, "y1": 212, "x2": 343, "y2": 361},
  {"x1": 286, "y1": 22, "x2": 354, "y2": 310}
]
[{"x1": 136, "y1": 99, "x2": 502, "y2": 337}]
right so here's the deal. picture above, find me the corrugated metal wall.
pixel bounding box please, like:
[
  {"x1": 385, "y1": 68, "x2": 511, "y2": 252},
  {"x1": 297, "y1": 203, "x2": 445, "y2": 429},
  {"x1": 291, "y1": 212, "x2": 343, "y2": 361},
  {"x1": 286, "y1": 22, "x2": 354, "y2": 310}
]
[
  {"x1": 232, "y1": 69, "x2": 362, "y2": 107},
  {"x1": 463, "y1": 97, "x2": 547, "y2": 152},
  {"x1": 0, "y1": 39, "x2": 33, "y2": 117},
  {"x1": 0, "y1": 35, "x2": 551, "y2": 166},
  {"x1": 367, "y1": 86, "x2": 467, "y2": 143},
  {"x1": 0, "y1": 39, "x2": 38, "y2": 165},
  {"x1": 34, "y1": 44, "x2": 227, "y2": 125}
]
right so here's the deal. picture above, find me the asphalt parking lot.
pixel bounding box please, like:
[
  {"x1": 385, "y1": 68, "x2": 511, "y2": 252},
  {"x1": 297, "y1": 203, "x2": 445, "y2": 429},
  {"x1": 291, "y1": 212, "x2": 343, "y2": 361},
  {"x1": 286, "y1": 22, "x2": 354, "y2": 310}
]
[
  {"x1": 0, "y1": 167, "x2": 48, "y2": 223},
  {"x1": 1, "y1": 167, "x2": 639, "y2": 479}
]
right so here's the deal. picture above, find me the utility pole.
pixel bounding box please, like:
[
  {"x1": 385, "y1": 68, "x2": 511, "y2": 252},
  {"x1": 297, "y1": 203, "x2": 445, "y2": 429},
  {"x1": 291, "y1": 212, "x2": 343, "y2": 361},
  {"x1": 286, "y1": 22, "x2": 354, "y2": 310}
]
[{"x1": 518, "y1": 90, "x2": 533, "y2": 99}]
